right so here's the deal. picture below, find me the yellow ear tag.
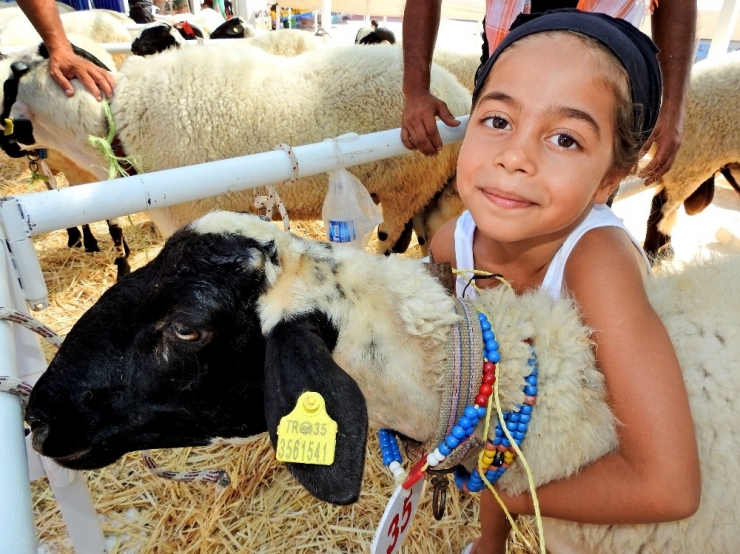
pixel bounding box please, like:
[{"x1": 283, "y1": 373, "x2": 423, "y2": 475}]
[
  {"x1": 4, "y1": 118, "x2": 14, "y2": 136},
  {"x1": 276, "y1": 391, "x2": 338, "y2": 466}
]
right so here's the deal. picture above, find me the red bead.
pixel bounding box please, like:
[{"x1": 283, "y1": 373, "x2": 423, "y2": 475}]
[
  {"x1": 482, "y1": 373, "x2": 496, "y2": 384},
  {"x1": 475, "y1": 394, "x2": 489, "y2": 407},
  {"x1": 482, "y1": 362, "x2": 496, "y2": 374},
  {"x1": 485, "y1": 442, "x2": 497, "y2": 451},
  {"x1": 524, "y1": 395, "x2": 537, "y2": 405},
  {"x1": 402, "y1": 456, "x2": 429, "y2": 490},
  {"x1": 479, "y1": 384, "x2": 493, "y2": 396}
]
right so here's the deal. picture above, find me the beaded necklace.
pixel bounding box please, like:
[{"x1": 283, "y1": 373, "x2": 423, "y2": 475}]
[{"x1": 378, "y1": 310, "x2": 539, "y2": 495}]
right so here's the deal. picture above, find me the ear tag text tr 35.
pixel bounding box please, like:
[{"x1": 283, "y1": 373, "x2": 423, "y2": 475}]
[{"x1": 276, "y1": 391, "x2": 338, "y2": 465}]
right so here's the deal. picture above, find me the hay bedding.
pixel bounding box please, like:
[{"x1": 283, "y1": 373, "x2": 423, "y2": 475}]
[{"x1": 0, "y1": 156, "x2": 540, "y2": 553}]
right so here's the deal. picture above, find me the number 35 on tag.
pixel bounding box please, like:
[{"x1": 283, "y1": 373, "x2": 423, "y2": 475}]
[{"x1": 371, "y1": 478, "x2": 425, "y2": 554}]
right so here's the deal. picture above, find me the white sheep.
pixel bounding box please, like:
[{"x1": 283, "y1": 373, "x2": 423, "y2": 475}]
[
  {"x1": 27, "y1": 210, "x2": 740, "y2": 553},
  {"x1": 2, "y1": 42, "x2": 471, "y2": 254},
  {"x1": 245, "y1": 28, "x2": 324, "y2": 56},
  {"x1": 643, "y1": 50, "x2": 740, "y2": 258},
  {"x1": 0, "y1": 9, "x2": 134, "y2": 68}
]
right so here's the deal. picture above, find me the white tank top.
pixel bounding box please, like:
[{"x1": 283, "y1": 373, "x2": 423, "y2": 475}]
[{"x1": 454, "y1": 204, "x2": 650, "y2": 299}]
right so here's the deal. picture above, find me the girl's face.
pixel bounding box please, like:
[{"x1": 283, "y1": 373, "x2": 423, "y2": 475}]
[{"x1": 458, "y1": 33, "x2": 622, "y2": 246}]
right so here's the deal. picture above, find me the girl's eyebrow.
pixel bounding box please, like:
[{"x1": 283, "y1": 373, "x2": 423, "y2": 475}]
[
  {"x1": 544, "y1": 105, "x2": 601, "y2": 138},
  {"x1": 479, "y1": 90, "x2": 601, "y2": 139}
]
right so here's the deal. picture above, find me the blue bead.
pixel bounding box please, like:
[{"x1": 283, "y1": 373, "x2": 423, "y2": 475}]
[
  {"x1": 524, "y1": 385, "x2": 537, "y2": 396},
  {"x1": 526, "y1": 375, "x2": 538, "y2": 386},
  {"x1": 514, "y1": 431, "x2": 525, "y2": 440},
  {"x1": 509, "y1": 412, "x2": 520, "y2": 423},
  {"x1": 482, "y1": 329, "x2": 496, "y2": 342},
  {"x1": 459, "y1": 416, "x2": 473, "y2": 430},
  {"x1": 517, "y1": 423, "x2": 528, "y2": 432},
  {"x1": 519, "y1": 413, "x2": 530, "y2": 423},
  {"x1": 493, "y1": 436, "x2": 501, "y2": 445},
  {"x1": 477, "y1": 406, "x2": 487, "y2": 418},
  {"x1": 478, "y1": 312, "x2": 487, "y2": 321},
  {"x1": 485, "y1": 339, "x2": 499, "y2": 352},
  {"x1": 464, "y1": 406, "x2": 479, "y2": 419},
  {"x1": 488, "y1": 351, "x2": 501, "y2": 363},
  {"x1": 506, "y1": 421, "x2": 518, "y2": 432},
  {"x1": 495, "y1": 426, "x2": 502, "y2": 437},
  {"x1": 520, "y1": 404, "x2": 532, "y2": 415},
  {"x1": 531, "y1": 367, "x2": 538, "y2": 376},
  {"x1": 383, "y1": 454, "x2": 394, "y2": 465},
  {"x1": 528, "y1": 358, "x2": 536, "y2": 366},
  {"x1": 502, "y1": 438, "x2": 510, "y2": 447},
  {"x1": 439, "y1": 443, "x2": 452, "y2": 456},
  {"x1": 515, "y1": 437, "x2": 523, "y2": 446},
  {"x1": 452, "y1": 426, "x2": 466, "y2": 440},
  {"x1": 480, "y1": 319, "x2": 491, "y2": 331},
  {"x1": 445, "y1": 436, "x2": 460, "y2": 448}
]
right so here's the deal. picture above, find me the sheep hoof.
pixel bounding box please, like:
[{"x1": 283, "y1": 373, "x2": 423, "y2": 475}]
[{"x1": 114, "y1": 257, "x2": 131, "y2": 281}]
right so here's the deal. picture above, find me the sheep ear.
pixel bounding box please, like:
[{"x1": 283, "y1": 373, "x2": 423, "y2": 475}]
[{"x1": 263, "y1": 311, "x2": 368, "y2": 505}]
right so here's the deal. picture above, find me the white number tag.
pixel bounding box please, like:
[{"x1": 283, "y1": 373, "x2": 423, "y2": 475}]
[{"x1": 371, "y1": 479, "x2": 425, "y2": 554}]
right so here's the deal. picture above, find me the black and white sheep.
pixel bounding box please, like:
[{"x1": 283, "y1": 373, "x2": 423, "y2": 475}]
[
  {"x1": 130, "y1": 18, "x2": 252, "y2": 56},
  {"x1": 26, "y1": 211, "x2": 740, "y2": 552},
  {"x1": 0, "y1": 42, "x2": 470, "y2": 255}
]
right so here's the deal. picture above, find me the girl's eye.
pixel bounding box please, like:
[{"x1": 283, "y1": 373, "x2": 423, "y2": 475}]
[
  {"x1": 549, "y1": 133, "x2": 580, "y2": 150},
  {"x1": 484, "y1": 115, "x2": 511, "y2": 130}
]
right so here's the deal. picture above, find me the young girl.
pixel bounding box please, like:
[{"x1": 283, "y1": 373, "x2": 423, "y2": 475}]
[{"x1": 428, "y1": 10, "x2": 701, "y2": 554}]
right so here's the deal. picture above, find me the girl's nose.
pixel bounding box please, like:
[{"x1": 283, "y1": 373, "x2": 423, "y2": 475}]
[{"x1": 492, "y1": 140, "x2": 536, "y2": 175}]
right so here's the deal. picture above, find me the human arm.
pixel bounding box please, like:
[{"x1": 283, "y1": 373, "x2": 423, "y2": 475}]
[
  {"x1": 401, "y1": 0, "x2": 460, "y2": 156},
  {"x1": 639, "y1": 0, "x2": 696, "y2": 184},
  {"x1": 428, "y1": 216, "x2": 458, "y2": 265},
  {"x1": 475, "y1": 229, "x2": 700, "y2": 552},
  {"x1": 16, "y1": 0, "x2": 115, "y2": 100}
]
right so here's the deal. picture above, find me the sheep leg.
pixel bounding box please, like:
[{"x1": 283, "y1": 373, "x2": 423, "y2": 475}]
[
  {"x1": 643, "y1": 188, "x2": 673, "y2": 262},
  {"x1": 683, "y1": 174, "x2": 715, "y2": 216},
  {"x1": 412, "y1": 213, "x2": 428, "y2": 251},
  {"x1": 81, "y1": 225, "x2": 100, "y2": 252},
  {"x1": 387, "y1": 220, "x2": 414, "y2": 255},
  {"x1": 106, "y1": 218, "x2": 131, "y2": 280},
  {"x1": 720, "y1": 164, "x2": 740, "y2": 194},
  {"x1": 66, "y1": 227, "x2": 82, "y2": 249}
]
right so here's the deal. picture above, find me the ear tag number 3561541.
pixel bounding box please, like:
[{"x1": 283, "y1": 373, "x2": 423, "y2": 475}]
[
  {"x1": 371, "y1": 478, "x2": 425, "y2": 554},
  {"x1": 276, "y1": 391, "x2": 337, "y2": 466}
]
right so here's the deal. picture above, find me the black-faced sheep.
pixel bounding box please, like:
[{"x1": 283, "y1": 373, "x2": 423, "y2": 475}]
[
  {"x1": 0, "y1": 42, "x2": 470, "y2": 255},
  {"x1": 130, "y1": 18, "x2": 251, "y2": 56},
  {"x1": 26, "y1": 211, "x2": 740, "y2": 553},
  {"x1": 643, "y1": 50, "x2": 740, "y2": 259}
]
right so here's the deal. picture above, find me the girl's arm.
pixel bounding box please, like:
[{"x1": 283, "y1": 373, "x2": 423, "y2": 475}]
[
  {"x1": 428, "y1": 217, "x2": 458, "y2": 266},
  {"x1": 495, "y1": 227, "x2": 700, "y2": 523}
]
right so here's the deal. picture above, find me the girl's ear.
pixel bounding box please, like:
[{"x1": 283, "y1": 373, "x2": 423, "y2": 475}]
[{"x1": 593, "y1": 169, "x2": 625, "y2": 205}]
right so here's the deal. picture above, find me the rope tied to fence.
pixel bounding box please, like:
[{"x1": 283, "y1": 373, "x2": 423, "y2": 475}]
[
  {"x1": 0, "y1": 307, "x2": 230, "y2": 489},
  {"x1": 253, "y1": 143, "x2": 298, "y2": 231}
]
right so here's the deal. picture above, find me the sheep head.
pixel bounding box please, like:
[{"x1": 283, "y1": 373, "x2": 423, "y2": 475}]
[{"x1": 27, "y1": 212, "x2": 369, "y2": 505}]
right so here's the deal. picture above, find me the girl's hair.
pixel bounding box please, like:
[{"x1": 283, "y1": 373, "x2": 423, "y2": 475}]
[{"x1": 475, "y1": 30, "x2": 644, "y2": 176}]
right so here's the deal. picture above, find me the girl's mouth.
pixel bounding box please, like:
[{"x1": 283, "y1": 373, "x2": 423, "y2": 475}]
[{"x1": 482, "y1": 189, "x2": 534, "y2": 209}]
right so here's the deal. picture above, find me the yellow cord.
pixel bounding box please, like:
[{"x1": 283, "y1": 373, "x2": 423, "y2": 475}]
[
  {"x1": 476, "y1": 309, "x2": 546, "y2": 553},
  {"x1": 452, "y1": 268, "x2": 515, "y2": 295},
  {"x1": 87, "y1": 99, "x2": 140, "y2": 179}
]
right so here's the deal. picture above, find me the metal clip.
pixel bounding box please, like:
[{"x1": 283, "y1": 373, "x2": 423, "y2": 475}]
[{"x1": 431, "y1": 473, "x2": 449, "y2": 521}]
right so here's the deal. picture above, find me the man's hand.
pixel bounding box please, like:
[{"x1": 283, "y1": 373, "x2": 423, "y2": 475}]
[
  {"x1": 401, "y1": 90, "x2": 460, "y2": 156},
  {"x1": 48, "y1": 48, "x2": 115, "y2": 101},
  {"x1": 638, "y1": 101, "x2": 683, "y2": 185}
]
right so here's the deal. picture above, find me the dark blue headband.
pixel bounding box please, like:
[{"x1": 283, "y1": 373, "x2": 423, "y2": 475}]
[{"x1": 472, "y1": 9, "x2": 662, "y2": 147}]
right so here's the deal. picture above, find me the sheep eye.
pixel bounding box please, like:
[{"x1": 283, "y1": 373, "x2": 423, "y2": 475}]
[{"x1": 171, "y1": 323, "x2": 200, "y2": 342}]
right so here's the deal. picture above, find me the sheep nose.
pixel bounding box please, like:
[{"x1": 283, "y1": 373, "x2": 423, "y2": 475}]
[{"x1": 31, "y1": 422, "x2": 50, "y2": 452}]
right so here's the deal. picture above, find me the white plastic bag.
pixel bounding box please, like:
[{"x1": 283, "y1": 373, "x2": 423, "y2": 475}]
[{"x1": 322, "y1": 168, "x2": 383, "y2": 249}]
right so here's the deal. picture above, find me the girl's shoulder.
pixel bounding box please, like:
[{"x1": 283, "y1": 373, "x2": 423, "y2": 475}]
[{"x1": 563, "y1": 226, "x2": 651, "y2": 319}]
